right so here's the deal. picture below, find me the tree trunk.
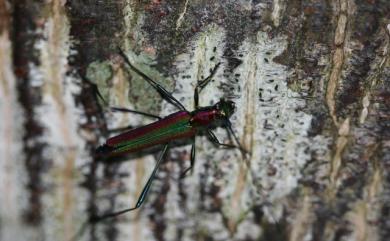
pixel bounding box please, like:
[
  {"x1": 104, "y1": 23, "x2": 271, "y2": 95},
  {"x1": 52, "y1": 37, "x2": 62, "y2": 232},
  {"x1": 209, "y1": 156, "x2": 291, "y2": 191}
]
[{"x1": 1, "y1": 1, "x2": 389, "y2": 241}]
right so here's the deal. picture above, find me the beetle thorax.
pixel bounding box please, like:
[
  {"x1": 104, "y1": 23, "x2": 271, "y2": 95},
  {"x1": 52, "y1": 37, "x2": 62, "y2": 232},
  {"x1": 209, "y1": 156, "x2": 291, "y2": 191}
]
[{"x1": 190, "y1": 109, "x2": 220, "y2": 127}]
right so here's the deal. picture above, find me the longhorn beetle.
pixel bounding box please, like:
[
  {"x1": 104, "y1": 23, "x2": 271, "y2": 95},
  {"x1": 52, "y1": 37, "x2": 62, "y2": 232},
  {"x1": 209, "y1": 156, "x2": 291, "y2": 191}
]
[{"x1": 93, "y1": 48, "x2": 246, "y2": 221}]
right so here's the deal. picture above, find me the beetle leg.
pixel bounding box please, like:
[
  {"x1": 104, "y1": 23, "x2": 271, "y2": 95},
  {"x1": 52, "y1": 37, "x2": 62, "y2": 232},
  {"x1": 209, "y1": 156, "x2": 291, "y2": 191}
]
[
  {"x1": 180, "y1": 137, "x2": 196, "y2": 178},
  {"x1": 90, "y1": 144, "x2": 169, "y2": 222},
  {"x1": 118, "y1": 48, "x2": 186, "y2": 111},
  {"x1": 225, "y1": 121, "x2": 249, "y2": 158},
  {"x1": 207, "y1": 129, "x2": 238, "y2": 149},
  {"x1": 194, "y1": 63, "x2": 221, "y2": 109}
]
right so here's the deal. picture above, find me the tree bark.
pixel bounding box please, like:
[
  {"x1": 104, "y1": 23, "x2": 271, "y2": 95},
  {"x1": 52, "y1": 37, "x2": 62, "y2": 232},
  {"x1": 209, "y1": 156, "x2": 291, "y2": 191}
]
[{"x1": 1, "y1": 1, "x2": 389, "y2": 241}]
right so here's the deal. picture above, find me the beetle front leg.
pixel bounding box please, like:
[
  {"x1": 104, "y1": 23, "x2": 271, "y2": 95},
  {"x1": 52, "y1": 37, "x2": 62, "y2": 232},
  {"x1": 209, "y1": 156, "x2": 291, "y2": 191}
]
[
  {"x1": 180, "y1": 137, "x2": 196, "y2": 178},
  {"x1": 194, "y1": 63, "x2": 221, "y2": 109}
]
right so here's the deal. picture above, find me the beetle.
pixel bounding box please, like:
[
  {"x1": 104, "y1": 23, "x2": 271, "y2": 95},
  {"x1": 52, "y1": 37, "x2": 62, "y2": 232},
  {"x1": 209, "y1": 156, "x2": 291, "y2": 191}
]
[{"x1": 93, "y1": 48, "x2": 246, "y2": 220}]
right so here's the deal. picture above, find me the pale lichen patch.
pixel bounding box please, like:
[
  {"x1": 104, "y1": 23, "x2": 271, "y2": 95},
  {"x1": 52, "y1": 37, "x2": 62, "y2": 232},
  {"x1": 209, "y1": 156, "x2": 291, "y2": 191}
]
[
  {"x1": 85, "y1": 60, "x2": 113, "y2": 104},
  {"x1": 225, "y1": 32, "x2": 318, "y2": 225},
  {"x1": 156, "y1": 26, "x2": 330, "y2": 238}
]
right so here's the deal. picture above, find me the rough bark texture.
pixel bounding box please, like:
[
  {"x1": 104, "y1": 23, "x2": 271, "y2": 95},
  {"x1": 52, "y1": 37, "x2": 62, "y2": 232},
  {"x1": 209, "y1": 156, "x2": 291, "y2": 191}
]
[{"x1": 1, "y1": 1, "x2": 389, "y2": 241}]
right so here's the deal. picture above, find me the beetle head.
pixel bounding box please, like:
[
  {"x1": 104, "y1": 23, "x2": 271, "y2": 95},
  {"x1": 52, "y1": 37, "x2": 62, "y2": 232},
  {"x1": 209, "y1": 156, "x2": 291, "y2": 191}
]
[{"x1": 215, "y1": 98, "x2": 236, "y2": 119}]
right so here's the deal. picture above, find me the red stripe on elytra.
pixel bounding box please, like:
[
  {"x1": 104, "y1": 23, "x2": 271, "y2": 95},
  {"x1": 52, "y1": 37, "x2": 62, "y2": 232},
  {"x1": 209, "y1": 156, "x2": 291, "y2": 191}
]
[{"x1": 106, "y1": 111, "x2": 191, "y2": 146}]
